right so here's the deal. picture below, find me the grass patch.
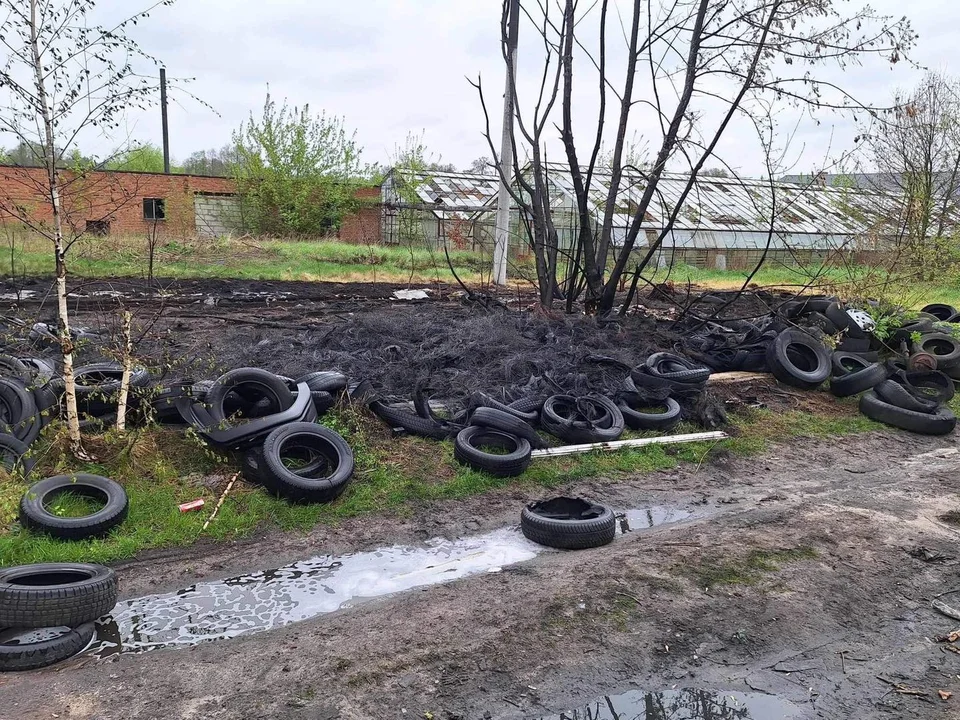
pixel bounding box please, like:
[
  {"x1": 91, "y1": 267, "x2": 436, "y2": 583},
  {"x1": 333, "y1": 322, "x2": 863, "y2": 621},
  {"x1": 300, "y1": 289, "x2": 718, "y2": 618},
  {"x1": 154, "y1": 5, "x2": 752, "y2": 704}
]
[
  {"x1": 5, "y1": 234, "x2": 534, "y2": 286},
  {"x1": 692, "y1": 546, "x2": 819, "y2": 588},
  {"x1": 43, "y1": 490, "x2": 105, "y2": 518},
  {"x1": 0, "y1": 391, "x2": 880, "y2": 567},
  {"x1": 7, "y1": 232, "x2": 959, "y2": 309}
]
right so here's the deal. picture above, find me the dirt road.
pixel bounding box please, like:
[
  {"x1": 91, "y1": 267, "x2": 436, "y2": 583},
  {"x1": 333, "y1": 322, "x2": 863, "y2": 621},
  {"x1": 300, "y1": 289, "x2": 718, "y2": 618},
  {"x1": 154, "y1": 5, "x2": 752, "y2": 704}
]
[{"x1": 2, "y1": 429, "x2": 959, "y2": 719}]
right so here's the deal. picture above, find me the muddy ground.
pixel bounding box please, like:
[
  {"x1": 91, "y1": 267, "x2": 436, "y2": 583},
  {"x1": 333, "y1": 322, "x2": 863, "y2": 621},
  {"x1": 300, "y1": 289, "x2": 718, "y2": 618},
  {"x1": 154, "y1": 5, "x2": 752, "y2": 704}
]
[
  {"x1": 1, "y1": 432, "x2": 959, "y2": 719},
  {"x1": 1, "y1": 279, "x2": 959, "y2": 719}
]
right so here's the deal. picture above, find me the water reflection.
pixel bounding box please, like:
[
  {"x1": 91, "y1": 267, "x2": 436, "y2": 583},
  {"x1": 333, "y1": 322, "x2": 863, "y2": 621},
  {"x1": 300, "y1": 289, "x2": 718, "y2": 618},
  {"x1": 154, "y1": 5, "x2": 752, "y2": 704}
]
[
  {"x1": 620, "y1": 506, "x2": 694, "y2": 533},
  {"x1": 88, "y1": 528, "x2": 542, "y2": 657},
  {"x1": 539, "y1": 689, "x2": 802, "y2": 720}
]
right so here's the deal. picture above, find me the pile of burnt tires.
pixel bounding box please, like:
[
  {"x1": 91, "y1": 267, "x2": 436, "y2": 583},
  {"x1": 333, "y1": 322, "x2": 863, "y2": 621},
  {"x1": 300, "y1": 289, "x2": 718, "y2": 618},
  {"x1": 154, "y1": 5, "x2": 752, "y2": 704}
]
[
  {"x1": 0, "y1": 562, "x2": 116, "y2": 671},
  {"x1": 367, "y1": 352, "x2": 711, "y2": 478},
  {"x1": 0, "y1": 357, "x2": 359, "y2": 507},
  {"x1": 690, "y1": 296, "x2": 960, "y2": 436},
  {"x1": 174, "y1": 368, "x2": 356, "y2": 504}
]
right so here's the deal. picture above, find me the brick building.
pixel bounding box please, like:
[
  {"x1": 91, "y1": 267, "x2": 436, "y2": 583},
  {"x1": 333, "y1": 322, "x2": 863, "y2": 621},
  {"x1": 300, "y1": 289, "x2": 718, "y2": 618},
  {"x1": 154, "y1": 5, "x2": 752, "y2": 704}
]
[
  {"x1": 0, "y1": 165, "x2": 381, "y2": 241},
  {"x1": 338, "y1": 185, "x2": 382, "y2": 244}
]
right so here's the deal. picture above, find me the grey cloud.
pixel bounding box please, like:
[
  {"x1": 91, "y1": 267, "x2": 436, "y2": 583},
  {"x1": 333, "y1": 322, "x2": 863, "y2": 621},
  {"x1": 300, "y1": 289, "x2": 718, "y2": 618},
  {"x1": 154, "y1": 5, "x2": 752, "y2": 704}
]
[{"x1": 68, "y1": 1, "x2": 960, "y2": 173}]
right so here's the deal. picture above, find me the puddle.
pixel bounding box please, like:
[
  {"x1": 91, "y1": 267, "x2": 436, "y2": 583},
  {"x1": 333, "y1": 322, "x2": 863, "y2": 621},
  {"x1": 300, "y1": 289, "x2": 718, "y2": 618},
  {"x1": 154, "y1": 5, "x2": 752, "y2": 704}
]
[
  {"x1": 89, "y1": 528, "x2": 542, "y2": 657},
  {"x1": 0, "y1": 290, "x2": 36, "y2": 300},
  {"x1": 84, "y1": 503, "x2": 702, "y2": 659},
  {"x1": 534, "y1": 688, "x2": 804, "y2": 719},
  {"x1": 619, "y1": 506, "x2": 695, "y2": 533}
]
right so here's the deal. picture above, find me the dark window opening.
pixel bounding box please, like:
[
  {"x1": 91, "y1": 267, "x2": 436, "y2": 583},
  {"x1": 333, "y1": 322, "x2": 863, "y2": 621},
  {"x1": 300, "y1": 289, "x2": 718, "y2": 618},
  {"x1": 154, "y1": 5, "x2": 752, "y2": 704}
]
[
  {"x1": 143, "y1": 198, "x2": 166, "y2": 220},
  {"x1": 86, "y1": 220, "x2": 110, "y2": 237}
]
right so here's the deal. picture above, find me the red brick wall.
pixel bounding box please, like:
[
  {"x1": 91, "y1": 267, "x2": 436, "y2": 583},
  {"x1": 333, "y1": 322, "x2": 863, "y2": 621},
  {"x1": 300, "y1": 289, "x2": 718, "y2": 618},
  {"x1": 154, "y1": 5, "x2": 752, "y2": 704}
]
[
  {"x1": 0, "y1": 165, "x2": 235, "y2": 237},
  {"x1": 0, "y1": 165, "x2": 380, "y2": 241},
  {"x1": 338, "y1": 185, "x2": 382, "y2": 244}
]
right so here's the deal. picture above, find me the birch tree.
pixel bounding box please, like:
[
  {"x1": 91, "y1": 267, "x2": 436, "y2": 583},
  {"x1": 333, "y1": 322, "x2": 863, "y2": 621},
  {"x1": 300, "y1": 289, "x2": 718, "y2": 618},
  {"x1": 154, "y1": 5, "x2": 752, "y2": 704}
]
[{"x1": 0, "y1": 0, "x2": 175, "y2": 454}]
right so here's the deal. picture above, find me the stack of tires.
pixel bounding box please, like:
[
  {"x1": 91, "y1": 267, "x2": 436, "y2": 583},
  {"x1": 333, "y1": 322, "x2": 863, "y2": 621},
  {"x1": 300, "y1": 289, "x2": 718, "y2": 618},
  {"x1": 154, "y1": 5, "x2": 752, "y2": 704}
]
[
  {"x1": 452, "y1": 396, "x2": 545, "y2": 477},
  {"x1": 617, "y1": 353, "x2": 706, "y2": 431},
  {"x1": 0, "y1": 563, "x2": 116, "y2": 671},
  {"x1": 177, "y1": 368, "x2": 356, "y2": 504},
  {"x1": 0, "y1": 355, "x2": 63, "y2": 475},
  {"x1": 860, "y1": 369, "x2": 957, "y2": 436}
]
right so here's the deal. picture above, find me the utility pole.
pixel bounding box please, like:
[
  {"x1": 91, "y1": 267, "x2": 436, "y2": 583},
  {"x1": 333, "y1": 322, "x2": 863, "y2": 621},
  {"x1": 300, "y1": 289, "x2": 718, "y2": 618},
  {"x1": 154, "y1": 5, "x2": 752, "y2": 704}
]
[
  {"x1": 160, "y1": 68, "x2": 170, "y2": 174},
  {"x1": 493, "y1": 0, "x2": 520, "y2": 286}
]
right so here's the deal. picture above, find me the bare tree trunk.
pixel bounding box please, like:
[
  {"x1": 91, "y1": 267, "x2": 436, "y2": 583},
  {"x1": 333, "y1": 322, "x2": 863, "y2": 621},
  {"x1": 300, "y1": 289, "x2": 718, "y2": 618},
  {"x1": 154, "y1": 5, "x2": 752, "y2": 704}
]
[
  {"x1": 116, "y1": 310, "x2": 133, "y2": 432},
  {"x1": 29, "y1": 0, "x2": 83, "y2": 454}
]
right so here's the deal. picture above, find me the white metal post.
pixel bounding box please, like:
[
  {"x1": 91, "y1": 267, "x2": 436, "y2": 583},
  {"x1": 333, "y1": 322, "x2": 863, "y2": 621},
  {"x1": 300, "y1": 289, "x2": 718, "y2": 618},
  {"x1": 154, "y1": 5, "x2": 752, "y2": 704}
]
[{"x1": 493, "y1": 0, "x2": 520, "y2": 286}]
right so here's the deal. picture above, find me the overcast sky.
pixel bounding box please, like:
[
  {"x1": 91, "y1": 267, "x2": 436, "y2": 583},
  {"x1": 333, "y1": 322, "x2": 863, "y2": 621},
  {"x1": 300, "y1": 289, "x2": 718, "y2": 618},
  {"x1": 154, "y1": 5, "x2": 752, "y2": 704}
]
[{"x1": 55, "y1": 1, "x2": 960, "y2": 176}]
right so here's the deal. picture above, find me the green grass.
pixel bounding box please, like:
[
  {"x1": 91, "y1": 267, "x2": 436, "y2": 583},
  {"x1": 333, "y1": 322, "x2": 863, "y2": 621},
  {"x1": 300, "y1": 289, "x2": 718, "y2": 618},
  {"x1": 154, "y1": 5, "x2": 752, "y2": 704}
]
[
  {"x1": 691, "y1": 547, "x2": 819, "y2": 588},
  {"x1": 43, "y1": 490, "x2": 105, "y2": 518},
  {"x1": 642, "y1": 262, "x2": 960, "y2": 310},
  {"x1": 8, "y1": 231, "x2": 958, "y2": 309},
  {"x1": 5, "y1": 234, "x2": 535, "y2": 285},
  {"x1": 0, "y1": 392, "x2": 887, "y2": 567}
]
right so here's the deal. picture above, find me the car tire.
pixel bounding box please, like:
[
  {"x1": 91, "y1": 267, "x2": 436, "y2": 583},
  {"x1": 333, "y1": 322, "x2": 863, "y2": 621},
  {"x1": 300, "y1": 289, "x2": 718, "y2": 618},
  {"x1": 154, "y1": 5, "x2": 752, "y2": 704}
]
[
  {"x1": 74, "y1": 363, "x2": 151, "y2": 417},
  {"x1": 824, "y1": 302, "x2": 852, "y2": 332},
  {"x1": 902, "y1": 370, "x2": 956, "y2": 403},
  {"x1": 310, "y1": 390, "x2": 336, "y2": 415},
  {"x1": 295, "y1": 371, "x2": 348, "y2": 394},
  {"x1": 829, "y1": 362, "x2": 887, "y2": 398},
  {"x1": 207, "y1": 368, "x2": 295, "y2": 423},
  {"x1": 257, "y1": 422, "x2": 354, "y2": 503},
  {"x1": 766, "y1": 330, "x2": 831, "y2": 389},
  {"x1": 540, "y1": 395, "x2": 624, "y2": 444},
  {"x1": 471, "y1": 392, "x2": 539, "y2": 424},
  {"x1": 0, "y1": 433, "x2": 33, "y2": 477},
  {"x1": 370, "y1": 400, "x2": 460, "y2": 439},
  {"x1": 469, "y1": 406, "x2": 546, "y2": 449},
  {"x1": 454, "y1": 426, "x2": 532, "y2": 477},
  {"x1": 913, "y1": 333, "x2": 960, "y2": 370},
  {"x1": 875, "y1": 379, "x2": 940, "y2": 413},
  {"x1": 0, "y1": 623, "x2": 95, "y2": 672},
  {"x1": 520, "y1": 497, "x2": 616, "y2": 550},
  {"x1": 0, "y1": 563, "x2": 117, "y2": 628},
  {"x1": 629, "y1": 368, "x2": 706, "y2": 396},
  {"x1": 19, "y1": 474, "x2": 128, "y2": 540},
  {"x1": 645, "y1": 353, "x2": 711, "y2": 383},
  {"x1": 0, "y1": 355, "x2": 31, "y2": 380},
  {"x1": 831, "y1": 352, "x2": 872, "y2": 377},
  {"x1": 618, "y1": 397, "x2": 682, "y2": 431},
  {"x1": 0, "y1": 378, "x2": 39, "y2": 443},
  {"x1": 921, "y1": 303, "x2": 958, "y2": 321},
  {"x1": 859, "y1": 391, "x2": 956, "y2": 435}
]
